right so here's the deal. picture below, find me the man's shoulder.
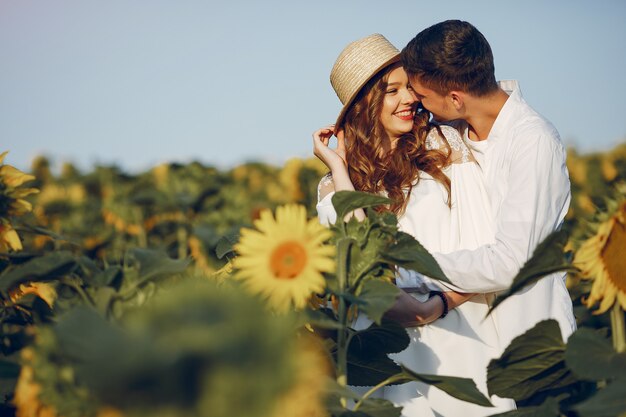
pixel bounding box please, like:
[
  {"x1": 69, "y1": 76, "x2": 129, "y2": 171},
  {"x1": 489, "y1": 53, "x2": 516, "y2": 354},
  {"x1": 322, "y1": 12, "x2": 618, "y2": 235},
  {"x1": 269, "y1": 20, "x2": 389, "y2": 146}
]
[{"x1": 509, "y1": 101, "x2": 562, "y2": 150}]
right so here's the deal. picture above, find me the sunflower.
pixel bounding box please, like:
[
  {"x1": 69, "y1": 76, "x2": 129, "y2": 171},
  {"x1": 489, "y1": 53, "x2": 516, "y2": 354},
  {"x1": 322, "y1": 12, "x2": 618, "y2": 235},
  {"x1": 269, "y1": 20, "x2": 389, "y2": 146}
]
[
  {"x1": 233, "y1": 204, "x2": 335, "y2": 312},
  {"x1": 0, "y1": 151, "x2": 39, "y2": 219},
  {"x1": 0, "y1": 220, "x2": 22, "y2": 251},
  {"x1": 10, "y1": 282, "x2": 57, "y2": 308},
  {"x1": 574, "y1": 199, "x2": 626, "y2": 314}
]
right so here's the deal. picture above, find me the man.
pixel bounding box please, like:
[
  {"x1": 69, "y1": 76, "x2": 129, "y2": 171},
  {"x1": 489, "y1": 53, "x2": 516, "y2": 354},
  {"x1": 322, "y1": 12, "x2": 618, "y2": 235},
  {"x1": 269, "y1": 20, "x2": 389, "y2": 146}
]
[{"x1": 398, "y1": 20, "x2": 576, "y2": 350}]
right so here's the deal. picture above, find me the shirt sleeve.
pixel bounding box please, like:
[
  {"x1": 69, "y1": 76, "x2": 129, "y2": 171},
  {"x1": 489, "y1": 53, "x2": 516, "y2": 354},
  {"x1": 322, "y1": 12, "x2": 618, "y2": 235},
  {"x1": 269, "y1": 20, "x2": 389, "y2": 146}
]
[{"x1": 432, "y1": 131, "x2": 571, "y2": 292}]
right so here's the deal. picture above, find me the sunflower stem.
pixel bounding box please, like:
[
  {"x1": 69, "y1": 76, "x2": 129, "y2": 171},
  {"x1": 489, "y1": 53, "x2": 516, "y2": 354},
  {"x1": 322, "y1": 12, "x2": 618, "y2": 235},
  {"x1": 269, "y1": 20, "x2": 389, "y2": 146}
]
[
  {"x1": 177, "y1": 224, "x2": 188, "y2": 260},
  {"x1": 610, "y1": 302, "x2": 626, "y2": 353},
  {"x1": 336, "y1": 237, "x2": 352, "y2": 408},
  {"x1": 353, "y1": 373, "x2": 406, "y2": 411}
]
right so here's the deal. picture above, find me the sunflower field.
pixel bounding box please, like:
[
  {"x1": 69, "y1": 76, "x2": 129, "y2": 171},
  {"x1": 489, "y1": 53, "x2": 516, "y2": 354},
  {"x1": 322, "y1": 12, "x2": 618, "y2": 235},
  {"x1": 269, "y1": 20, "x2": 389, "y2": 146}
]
[{"x1": 0, "y1": 142, "x2": 625, "y2": 417}]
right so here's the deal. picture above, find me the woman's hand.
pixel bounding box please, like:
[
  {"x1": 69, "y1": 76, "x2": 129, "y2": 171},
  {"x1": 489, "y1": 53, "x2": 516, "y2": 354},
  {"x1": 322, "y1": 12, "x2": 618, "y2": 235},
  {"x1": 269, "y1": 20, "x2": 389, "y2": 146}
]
[
  {"x1": 312, "y1": 125, "x2": 347, "y2": 172},
  {"x1": 384, "y1": 290, "x2": 443, "y2": 327},
  {"x1": 384, "y1": 290, "x2": 476, "y2": 327}
]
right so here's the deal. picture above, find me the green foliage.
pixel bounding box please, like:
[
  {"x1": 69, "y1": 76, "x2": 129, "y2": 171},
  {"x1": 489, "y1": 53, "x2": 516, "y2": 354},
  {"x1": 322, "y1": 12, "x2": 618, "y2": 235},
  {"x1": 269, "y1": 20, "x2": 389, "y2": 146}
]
[
  {"x1": 28, "y1": 278, "x2": 300, "y2": 417},
  {"x1": 488, "y1": 320, "x2": 578, "y2": 403},
  {"x1": 346, "y1": 320, "x2": 408, "y2": 386},
  {"x1": 399, "y1": 365, "x2": 493, "y2": 407},
  {"x1": 331, "y1": 191, "x2": 392, "y2": 222},
  {"x1": 489, "y1": 229, "x2": 577, "y2": 315}
]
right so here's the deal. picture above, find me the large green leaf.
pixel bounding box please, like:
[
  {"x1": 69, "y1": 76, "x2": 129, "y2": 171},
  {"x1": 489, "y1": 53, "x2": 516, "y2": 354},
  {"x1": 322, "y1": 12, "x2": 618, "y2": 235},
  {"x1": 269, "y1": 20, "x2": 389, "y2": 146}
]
[
  {"x1": 346, "y1": 320, "x2": 409, "y2": 387},
  {"x1": 348, "y1": 280, "x2": 400, "y2": 325},
  {"x1": 489, "y1": 230, "x2": 578, "y2": 314},
  {"x1": 488, "y1": 320, "x2": 578, "y2": 402},
  {"x1": 0, "y1": 251, "x2": 77, "y2": 291},
  {"x1": 565, "y1": 327, "x2": 626, "y2": 380},
  {"x1": 382, "y1": 231, "x2": 449, "y2": 283},
  {"x1": 346, "y1": 346, "x2": 403, "y2": 387},
  {"x1": 332, "y1": 191, "x2": 392, "y2": 222},
  {"x1": 129, "y1": 248, "x2": 190, "y2": 283},
  {"x1": 350, "y1": 320, "x2": 410, "y2": 356},
  {"x1": 573, "y1": 379, "x2": 626, "y2": 417},
  {"x1": 399, "y1": 365, "x2": 493, "y2": 407}
]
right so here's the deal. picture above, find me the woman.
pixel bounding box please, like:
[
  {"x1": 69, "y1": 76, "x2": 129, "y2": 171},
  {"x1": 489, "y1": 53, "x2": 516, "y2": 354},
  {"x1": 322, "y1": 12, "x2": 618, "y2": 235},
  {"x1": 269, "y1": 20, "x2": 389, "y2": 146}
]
[{"x1": 314, "y1": 34, "x2": 515, "y2": 416}]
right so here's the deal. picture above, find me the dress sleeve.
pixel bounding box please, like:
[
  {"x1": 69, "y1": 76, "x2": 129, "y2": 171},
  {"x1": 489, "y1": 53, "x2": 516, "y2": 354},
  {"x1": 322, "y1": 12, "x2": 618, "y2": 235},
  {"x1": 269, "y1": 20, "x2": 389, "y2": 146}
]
[
  {"x1": 432, "y1": 130, "x2": 571, "y2": 292},
  {"x1": 316, "y1": 173, "x2": 337, "y2": 226}
]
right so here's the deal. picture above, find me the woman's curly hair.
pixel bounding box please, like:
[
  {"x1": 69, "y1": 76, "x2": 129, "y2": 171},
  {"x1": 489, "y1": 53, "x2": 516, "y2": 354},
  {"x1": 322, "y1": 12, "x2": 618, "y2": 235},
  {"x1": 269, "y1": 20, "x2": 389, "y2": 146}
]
[{"x1": 341, "y1": 63, "x2": 452, "y2": 215}]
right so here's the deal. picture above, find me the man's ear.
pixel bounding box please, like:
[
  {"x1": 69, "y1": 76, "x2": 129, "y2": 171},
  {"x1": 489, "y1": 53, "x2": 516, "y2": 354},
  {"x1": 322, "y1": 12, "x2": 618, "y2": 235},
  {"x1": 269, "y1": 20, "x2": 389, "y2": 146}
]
[{"x1": 449, "y1": 91, "x2": 464, "y2": 111}]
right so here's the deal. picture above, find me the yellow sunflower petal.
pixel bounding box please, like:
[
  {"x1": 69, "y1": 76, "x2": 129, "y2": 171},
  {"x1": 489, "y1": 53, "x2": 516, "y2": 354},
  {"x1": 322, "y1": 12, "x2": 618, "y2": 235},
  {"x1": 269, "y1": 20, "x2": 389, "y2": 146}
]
[
  {"x1": 233, "y1": 204, "x2": 334, "y2": 312},
  {"x1": 0, "y1": 165, "x2": 35, "y2": 188}
]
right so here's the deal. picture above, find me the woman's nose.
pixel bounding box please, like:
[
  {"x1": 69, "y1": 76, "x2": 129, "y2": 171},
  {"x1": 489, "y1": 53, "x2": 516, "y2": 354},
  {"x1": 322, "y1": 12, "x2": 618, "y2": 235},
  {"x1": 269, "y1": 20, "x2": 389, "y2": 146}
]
[{"x1": 402, "y1": 88, "x2": 417, "y2": 104}]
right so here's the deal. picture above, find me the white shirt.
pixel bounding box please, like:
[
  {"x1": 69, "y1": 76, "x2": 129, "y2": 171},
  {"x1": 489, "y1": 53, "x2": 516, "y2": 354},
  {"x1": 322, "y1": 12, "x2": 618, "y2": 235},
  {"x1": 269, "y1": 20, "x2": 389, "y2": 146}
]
[{"x1": 433, "y1": 80, "x2": 576, "y2": 347}]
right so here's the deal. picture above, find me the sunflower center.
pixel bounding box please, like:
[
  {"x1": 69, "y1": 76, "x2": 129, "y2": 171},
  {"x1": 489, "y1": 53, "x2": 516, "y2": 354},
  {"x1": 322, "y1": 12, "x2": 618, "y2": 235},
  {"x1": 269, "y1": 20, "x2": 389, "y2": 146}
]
[
  {"x1": 601, "y1": 217, "x2": 626, "y2": 293},
  {"x1": 270, "y1": 241, "x2": 307, "y2": 279}
]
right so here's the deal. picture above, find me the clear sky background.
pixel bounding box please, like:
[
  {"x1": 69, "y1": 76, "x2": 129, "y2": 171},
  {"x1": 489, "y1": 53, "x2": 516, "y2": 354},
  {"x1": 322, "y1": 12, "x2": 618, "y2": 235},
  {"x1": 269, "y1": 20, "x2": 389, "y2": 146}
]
[{"x1": 1, "y1": 0, "x2": 625, "y2": 173}]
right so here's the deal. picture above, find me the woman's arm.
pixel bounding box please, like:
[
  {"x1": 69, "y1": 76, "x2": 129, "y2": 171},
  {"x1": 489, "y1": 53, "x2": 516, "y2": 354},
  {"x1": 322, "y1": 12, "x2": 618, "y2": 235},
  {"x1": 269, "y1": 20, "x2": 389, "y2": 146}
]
[
  {"x1": 313, "y1": 125, "x2": 365, "y2": 222},
  {"x1": 384, "y1": 289, "x2": 475, "y2": 327}
]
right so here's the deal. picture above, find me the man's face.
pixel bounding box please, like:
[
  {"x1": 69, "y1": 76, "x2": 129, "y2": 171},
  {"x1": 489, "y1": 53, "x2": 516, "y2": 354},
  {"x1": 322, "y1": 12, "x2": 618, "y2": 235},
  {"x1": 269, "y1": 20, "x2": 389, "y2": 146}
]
[{"x1": 409, "y1": 76, "x2": 456, "y2": 122}]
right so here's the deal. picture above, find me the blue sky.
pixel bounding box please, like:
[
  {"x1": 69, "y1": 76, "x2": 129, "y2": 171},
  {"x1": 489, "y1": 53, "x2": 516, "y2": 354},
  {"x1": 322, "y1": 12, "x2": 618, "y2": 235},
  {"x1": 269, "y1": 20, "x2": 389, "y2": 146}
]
[{"x1": 1, "y1": 0, "x2": 625, "y2": 172}]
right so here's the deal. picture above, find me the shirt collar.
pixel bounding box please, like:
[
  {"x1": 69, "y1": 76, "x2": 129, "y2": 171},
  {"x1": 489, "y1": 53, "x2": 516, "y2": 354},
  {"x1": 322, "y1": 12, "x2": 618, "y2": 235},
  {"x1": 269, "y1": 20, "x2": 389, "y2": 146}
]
[{"x1": 488, "y1": 80, "x2": 523, "y2": 142}]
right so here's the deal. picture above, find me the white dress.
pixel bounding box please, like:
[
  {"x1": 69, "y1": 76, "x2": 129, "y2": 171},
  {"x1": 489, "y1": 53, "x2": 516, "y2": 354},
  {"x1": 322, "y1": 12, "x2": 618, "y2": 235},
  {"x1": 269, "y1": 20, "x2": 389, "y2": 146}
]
[{"x1": 316, "y1": 125, "x2": 516, "y2": 416}]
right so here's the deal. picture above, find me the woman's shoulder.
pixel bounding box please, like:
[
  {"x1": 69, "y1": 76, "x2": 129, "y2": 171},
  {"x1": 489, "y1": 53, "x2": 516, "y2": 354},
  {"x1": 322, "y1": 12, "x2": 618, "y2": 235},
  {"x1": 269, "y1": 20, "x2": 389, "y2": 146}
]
[
  {"x1": 426, "y1": 124, "x2": 463, "y2": 145},
  {"x1": 426, "y1": 124, "x2": 473, "y2": 164}
]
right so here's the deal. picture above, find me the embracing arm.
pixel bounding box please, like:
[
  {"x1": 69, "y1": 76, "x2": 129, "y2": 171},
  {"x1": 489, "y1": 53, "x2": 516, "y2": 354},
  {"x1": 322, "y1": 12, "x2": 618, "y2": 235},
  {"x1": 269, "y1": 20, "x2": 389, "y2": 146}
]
[
  {"x1": 384, "y1": 289, "x2": 475, "y2": 326},
  {"x1": 433, "y1": 132, "x2": 571, "y2": 293}
]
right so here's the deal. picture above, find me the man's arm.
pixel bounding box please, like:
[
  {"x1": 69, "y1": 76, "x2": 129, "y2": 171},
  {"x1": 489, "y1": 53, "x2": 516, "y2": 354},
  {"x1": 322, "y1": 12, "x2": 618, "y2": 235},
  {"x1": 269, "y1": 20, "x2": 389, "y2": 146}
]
[{"x1": 433, "y1": 130, "x2": 571, "y2": 293}]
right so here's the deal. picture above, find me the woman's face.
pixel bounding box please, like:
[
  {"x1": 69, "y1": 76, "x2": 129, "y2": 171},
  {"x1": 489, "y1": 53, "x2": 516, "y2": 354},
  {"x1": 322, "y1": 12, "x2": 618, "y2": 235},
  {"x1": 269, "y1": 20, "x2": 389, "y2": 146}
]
[{"x1": 379, "y1": 66, "x2": 417, "y2": 140}]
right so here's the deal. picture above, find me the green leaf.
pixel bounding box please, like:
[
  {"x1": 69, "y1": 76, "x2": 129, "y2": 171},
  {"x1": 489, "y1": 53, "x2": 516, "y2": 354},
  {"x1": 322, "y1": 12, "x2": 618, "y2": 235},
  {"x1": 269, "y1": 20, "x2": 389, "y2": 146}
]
[
  {"x1": 15, "y1": 222, "x2": 80, "y2": 246},
  {"x1": 382, "y1": 231, "x2": 449, "y2": 283},
  {"x1": 347, "y1": 347, "x2": 403, "y2": 387},
  {"x1": 301, "y1": 308, "x2": 344, "y2": 330},
  {"x1": 399, "y1": 365, "x2": 493, "y2": 407},
  {"x1": 489, "y1": 230, "x2": 578, "y2": 314},
  {"x1": 565, "y1": 328, "x2": 626, "y2": 380},
  {"x1": 489, "y1": 396, "x2": 561, "y2": 416},
  {"x1": 129, "y1": 248, "x2": 190, "y2": 283},
  {"x1": 573, "y1": 379, "x2": 626, "y2": 417},
  {"x1": 0, "y1": 251, "x2": 77, "y2": 291},
  {"x1": 0, "y1": 358, "x2": 20, "y2": 378},
  {"x1": 325, "y1": 380, "x2": 402, "y2": 416},
  {"x1": 215, "y1": 230, "x2": 239, "y2": 260},
  {"x1": 487, "y1": 320, "x2": 578, "y2": 402},
  {"x1": 350, "y1": 320, "x2": 410, "y2": 356},
  {"x1": 346, "y1": 320, "x2": 410, "y2": 387},
  {"x1": 349, "y1": 279, "x2": 400, "y2": 325},
  {"x1": 332, "y1": 191, "x2": 392, "y2": 222}
]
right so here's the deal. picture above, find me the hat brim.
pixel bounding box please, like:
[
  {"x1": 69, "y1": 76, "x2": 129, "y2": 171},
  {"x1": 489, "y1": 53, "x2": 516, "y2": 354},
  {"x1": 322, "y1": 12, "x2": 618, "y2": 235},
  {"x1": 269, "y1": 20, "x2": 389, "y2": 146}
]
[{"x1": 334, "y1": 54, "x2": 401, "y2": 130}]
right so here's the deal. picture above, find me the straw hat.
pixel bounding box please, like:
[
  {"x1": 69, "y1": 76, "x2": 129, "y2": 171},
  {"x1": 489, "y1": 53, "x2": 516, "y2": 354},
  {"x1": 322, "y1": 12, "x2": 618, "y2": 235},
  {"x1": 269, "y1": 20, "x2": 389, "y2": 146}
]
[{"x1": 330, "y1": 33, "x2": 400, "y2": 128}]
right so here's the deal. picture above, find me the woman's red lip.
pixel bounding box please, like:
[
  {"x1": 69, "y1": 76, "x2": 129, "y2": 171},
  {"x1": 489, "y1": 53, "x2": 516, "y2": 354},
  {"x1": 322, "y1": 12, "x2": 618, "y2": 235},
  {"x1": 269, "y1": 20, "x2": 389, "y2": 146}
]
[{"x1": 395, "y1": 113, "x2": 414, "y2": 121}]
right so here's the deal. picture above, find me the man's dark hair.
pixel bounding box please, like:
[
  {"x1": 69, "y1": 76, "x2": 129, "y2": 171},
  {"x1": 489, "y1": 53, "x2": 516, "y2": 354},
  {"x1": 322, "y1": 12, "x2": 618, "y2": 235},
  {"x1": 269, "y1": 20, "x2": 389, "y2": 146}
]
[{"x1": 401, "y1": 20, "x2": 498, "y2": 96}]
